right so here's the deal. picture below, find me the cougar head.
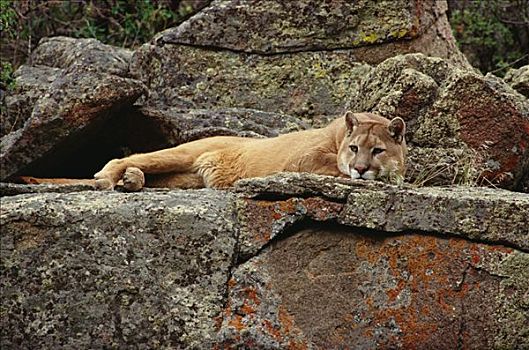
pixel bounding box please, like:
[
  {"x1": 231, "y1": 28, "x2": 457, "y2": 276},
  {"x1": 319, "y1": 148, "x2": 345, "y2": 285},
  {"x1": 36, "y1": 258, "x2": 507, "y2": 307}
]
[{"x1": 337, "y1": 111, "x2": 407, "y2": 183}]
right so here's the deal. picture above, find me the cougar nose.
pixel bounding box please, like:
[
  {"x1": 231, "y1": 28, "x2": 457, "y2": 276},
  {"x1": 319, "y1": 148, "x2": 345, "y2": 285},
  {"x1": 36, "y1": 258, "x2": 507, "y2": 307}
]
[{"x1": 354, "y1": 164, "x2": 368, "y2": 175}]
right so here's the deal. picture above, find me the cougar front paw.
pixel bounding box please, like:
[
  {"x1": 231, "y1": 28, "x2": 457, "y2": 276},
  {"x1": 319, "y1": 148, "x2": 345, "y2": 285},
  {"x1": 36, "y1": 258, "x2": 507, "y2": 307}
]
[
  {"x1": 94, "y1": 171, "x2": 116, "y2": 190},
  {"x1": 94, "y1": 177, "x2": 114, "y2": 190},
  {"x1": 122, "y1": 167, "x2": 145, "y2": 192}
]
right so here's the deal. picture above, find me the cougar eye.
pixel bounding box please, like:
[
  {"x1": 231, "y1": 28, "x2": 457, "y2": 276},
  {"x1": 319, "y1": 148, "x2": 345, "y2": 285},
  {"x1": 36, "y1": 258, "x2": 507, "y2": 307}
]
[
  {"x1": 350, "y1": 145, "x2": 358, "y2": 153},
  {"x1": 372, "y1": 147, "x2": 385, "y2": 155}
]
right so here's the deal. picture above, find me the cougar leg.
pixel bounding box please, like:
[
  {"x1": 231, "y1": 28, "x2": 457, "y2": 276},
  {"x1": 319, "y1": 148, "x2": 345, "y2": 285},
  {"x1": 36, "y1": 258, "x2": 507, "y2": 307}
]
[
  {"x1": 94, "y1": 148, "x2": 196, "y2": 190},
  {"x1": 146, "y1": 172, "x2": 205, "y2": 189},
  {"x1": 194, "y1": 150, "x2": 242, "y2": 189}
]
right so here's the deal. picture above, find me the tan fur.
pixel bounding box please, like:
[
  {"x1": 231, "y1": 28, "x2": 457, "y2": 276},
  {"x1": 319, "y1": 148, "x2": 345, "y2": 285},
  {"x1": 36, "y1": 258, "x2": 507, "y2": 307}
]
[{"x1": 19, "y1": 112, "x2": 407, "y2": 190}]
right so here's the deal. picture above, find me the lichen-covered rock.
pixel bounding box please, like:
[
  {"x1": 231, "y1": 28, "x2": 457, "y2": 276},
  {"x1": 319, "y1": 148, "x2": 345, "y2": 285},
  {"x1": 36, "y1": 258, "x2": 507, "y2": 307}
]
[
  {"x1": 131, "y1": 45, "x2": 371, "y2": 121},
  {"x1": 0, "y1": 36, "x2": 136, "y2": 138},
  {"x1": 159, "y1": 0, "x2": 469, "y2": 67},
  {"x1": 235, "y1": 173, "x2": 529, "y2": 252},
  {"x1": 218, "y1": 225, "x2": 528, "y2": 349},
  {"x1": 131, "y1": 0, "x2": 471, "y2": 120},
  {"x1": 1, "y1": 65, "x2": 62, "y2": 137},
  {"x1": 139, "y1": 106, "x2": 310, "y2": 145},
  {"x1": 0, "y1": 189, "x2": 238, "y2": 349},
  {"x1": 0, "y1": 70, "x2": 146, "y2": 181},
  {"x1": 504, "y1": 65, "x2": 529, "y2": 98},
  {"x1": 1, "y1": 174, "x2": 528, "y2": 348},
  {"x1": 30, "y1": 36, "x2": 133, "y2": 77},
  {"x1": 349, "y1": 54, "x2": 529, "y2": 191}
]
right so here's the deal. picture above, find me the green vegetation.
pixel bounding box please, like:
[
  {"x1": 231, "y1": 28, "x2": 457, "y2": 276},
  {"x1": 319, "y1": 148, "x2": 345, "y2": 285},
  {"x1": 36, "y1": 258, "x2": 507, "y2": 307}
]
[
  {"x1": 0, "y1": 0, "x2": 205, "y2": 70},
  {"x1": 0, "y1": 0, "x2": 17, "y2": 90},
  {"x1": 448, "y1": 0, "x2": 529, "y2": 76},
  {"x1": 0, "y1": 0, "x2": 207, "y2": 92},
  {"x1": 0, "y1": 62, "x2": 14, "y2": 90},
  {"x1": 74, "y1": 1, "x2": 190, "y2": 47}
]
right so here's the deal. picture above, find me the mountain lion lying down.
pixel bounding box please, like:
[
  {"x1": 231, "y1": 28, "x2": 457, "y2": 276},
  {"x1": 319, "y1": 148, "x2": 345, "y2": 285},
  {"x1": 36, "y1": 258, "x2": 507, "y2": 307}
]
[{"x1": 21, "y1": 112, "x2": 407, "y2": 190}]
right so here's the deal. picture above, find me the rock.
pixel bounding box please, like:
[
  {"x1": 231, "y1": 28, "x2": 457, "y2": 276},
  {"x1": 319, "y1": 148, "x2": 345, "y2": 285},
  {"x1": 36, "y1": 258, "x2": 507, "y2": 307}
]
[
  {"x1": 0, "y1": 189, "x2": 238, "y2": 349},
  {"x1": 504, "y1": 65, "x2": 529, "y2": 98},
  {"x1": 1, "y1": 174, "x2": 528, "y2": 348},
  {"x1": 131, "y1": 45, "x2": 371, "y2": 121},
  {"x1": 160, "y1": 0, "x2": 469, "y2": 67},
  {"x1": 0, "y1": 182, "x2": 94, "y2": 196},
  {"x1": 349, "y1": 53, "x2": 529, "y2": 191},
  {"x1": 1, "y1": 65, "x2": 62, "y2": 137},
  {"x1": 131, "y1": 0, "x2": 470, "y2": 121},
  {"x1": 0, "y1": 69, "x2": 146, "y2": 181},
  {"x1": 30, "y1": 36, "x2": 133, "y2": 77},
  {"x1": 1, "y1": 37, "x2": 134, "y2": 138},
  {"x1": 139, "y1": 106, "x2": 310, "y2": 145},
  {"x1": 218, "y1": 225, "x2": 528, "y2": 349},
  {"x1": 235, "y1": 173, "x2": 529, "y2": 253}
]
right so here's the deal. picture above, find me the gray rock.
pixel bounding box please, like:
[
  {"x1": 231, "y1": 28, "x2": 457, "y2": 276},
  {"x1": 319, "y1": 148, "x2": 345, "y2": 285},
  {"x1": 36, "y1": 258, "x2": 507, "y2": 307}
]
[
  {"x1": 1, "y1": 65, "x2": 62, "y2": 137},
  {"x1": 235, "y1": 173, "x2": 529, "y2": 251},
  {"x1": 0, "y1": 189, "x2": 238, "y2": 349},
  {"x1": 504, "y1": 65, "x2": 529, "y2": 98},
  {"x1": 139, "y1": 106, "x2": 310, "y2": 145},
  {"x1": 0, "y1": 182, "x2": 94, "y2": 196},
  {"x1": 1, "y1": 36, "x2": 138, "y2": 150},
  {"x1": 0, "y1": 69, "x2": 146, "y2": 181},
  {"x1": 131, "y1": 45, "x2": 371, "y2": 121},
  {"x1": 159, "y1": 0, "x2": 469, "y2": 67},
  {"x1": 30, "y1": 36, "x2": 133, "y2": 77}
]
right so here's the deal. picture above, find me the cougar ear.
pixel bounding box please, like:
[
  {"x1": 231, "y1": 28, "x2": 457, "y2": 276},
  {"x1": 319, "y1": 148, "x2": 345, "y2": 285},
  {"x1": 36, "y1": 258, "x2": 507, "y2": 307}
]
[
  {"x1": 388, "y1": 117, "x2": 406, "y2": 143},
  {"x1": 344, "y1": 111, "x2": 359, "y2": 131}
]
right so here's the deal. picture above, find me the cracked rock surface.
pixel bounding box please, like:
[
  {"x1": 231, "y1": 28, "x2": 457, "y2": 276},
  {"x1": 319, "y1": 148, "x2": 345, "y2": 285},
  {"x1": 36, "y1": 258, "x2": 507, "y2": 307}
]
[
  {"x1": 1, "y1": 189, "x2": 238, "y2": 349},
  {"x1": 1, "y1": 174, "x2": 528, "y2": 348}
]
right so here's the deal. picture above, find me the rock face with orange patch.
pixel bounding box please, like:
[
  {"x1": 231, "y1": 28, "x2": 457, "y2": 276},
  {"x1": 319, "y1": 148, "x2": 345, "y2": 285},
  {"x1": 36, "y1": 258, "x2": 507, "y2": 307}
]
[
  {"x1": 217, "y1": 224, "x2": 528, "y2": 349},
  {"x1": 1, "y1": 174, "x2": 528, "y2": 348},
  {"x1": 236, "y1": 173, "x2": 529, "y2": 251}
]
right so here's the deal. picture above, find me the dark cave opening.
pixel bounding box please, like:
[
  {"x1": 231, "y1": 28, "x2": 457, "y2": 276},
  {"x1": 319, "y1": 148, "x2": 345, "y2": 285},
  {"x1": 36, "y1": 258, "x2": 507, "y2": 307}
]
[{"x1": 10, "y1": 106, "x2": 176, "y2": 180}]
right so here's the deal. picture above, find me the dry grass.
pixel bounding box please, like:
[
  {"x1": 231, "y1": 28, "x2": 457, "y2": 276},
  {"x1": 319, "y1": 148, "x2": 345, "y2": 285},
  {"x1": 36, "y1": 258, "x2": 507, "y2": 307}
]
[{"x1": 405, "y1": 143, "x2": 495, "y2": 188}]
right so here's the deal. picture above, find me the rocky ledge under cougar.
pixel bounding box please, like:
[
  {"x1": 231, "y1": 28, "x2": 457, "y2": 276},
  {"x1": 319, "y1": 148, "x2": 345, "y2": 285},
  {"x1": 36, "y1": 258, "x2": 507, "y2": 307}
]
[{"x1": 1, "y1": 173, "x2": 528, "y2": 349}]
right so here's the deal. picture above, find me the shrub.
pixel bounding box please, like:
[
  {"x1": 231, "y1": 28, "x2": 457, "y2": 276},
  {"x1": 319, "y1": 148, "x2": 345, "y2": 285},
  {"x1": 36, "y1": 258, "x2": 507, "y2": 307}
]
[{"x1": 448, "y1": 0, "x2": 529, "y2": 76}]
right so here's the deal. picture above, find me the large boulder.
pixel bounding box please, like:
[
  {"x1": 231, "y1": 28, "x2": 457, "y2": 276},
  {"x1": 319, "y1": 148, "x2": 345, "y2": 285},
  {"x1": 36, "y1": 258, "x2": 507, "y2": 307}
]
[
  {"x1": 0, "y1": 36, "x2": 148, "y2": 181},
  {"x1": 0, "y1": 37, "x2": 135, "y2": 138},
  {"x1": 1, "y1": 189, "x2": 238, "y2": 349},
  {"x1": 131, "y1": 0, "x2": 469, "y2": 120},
  {"x1": 0, "y1": 35, "x2": 137, "y2": 135},
  {"x1": 1, "y1": 174, "x2": 528, "y2": 348},
  {"x1": 159, "y1": 0, "x2": 469, "y2": 66},
  {"x1": 0, "y1": 69, "x2": 146, "y2": 181}
]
